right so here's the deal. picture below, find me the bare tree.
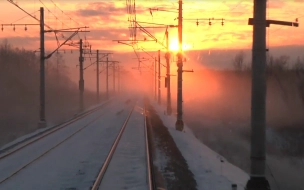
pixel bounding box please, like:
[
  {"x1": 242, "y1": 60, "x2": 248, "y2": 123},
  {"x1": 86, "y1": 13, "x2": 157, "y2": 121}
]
[
  {"x1": 232, "y1": 51, "x2": 245, "y2": 71},
  {"x1": 293, "y1": 56, "x2": 304, "y2": 71}
]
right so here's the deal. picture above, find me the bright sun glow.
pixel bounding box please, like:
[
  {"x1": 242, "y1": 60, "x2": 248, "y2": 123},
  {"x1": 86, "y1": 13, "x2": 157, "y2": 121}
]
[
  {"x1": 169, "y1": 39, "x2": 191, "y2": 51},
  {"x1": 169, "y1": 40, "x2": 179, "y2": 51}
]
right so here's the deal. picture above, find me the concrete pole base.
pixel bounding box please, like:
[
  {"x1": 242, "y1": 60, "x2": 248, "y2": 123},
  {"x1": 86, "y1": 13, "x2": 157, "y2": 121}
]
[
  {"x1": 175, "y1": 119, "x2": 184, "y2": 131},
  {"x1": 246, "y1": 177, "x2": 270, "y2": 190},
  {"x1": 38, "y1": 120, "x2": 47, "y2": 128}
]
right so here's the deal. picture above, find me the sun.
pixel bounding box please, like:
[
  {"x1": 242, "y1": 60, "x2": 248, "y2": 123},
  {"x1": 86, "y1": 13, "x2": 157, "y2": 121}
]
[
  {"x1": 169, "y1": 39, "x2": 191, "y2": 51},
  {"x1": 169, "y1": 40, "x2": 179, "y2": 51}
]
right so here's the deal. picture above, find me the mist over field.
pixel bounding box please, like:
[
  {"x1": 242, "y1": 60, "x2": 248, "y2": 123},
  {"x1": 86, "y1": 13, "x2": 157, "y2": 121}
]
[
  {"x1": 172, "y1": 52, "x2": 304, "y2": 190},
  {"x1": 1, "y1": 38, "x2": 304, "y2": 189},
  {"x1": 137, "y1": 46, "x2": 304, "y2": 189}
]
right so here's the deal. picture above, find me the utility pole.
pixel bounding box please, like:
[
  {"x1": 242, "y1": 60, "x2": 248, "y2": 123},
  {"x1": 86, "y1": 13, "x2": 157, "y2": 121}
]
[
  {"x1": 113, "y1": 62, "x2": 116, "y2": 94},
  {"x1": 158, "y1": 50, "x2": 161, "y2": 105},
  {"x1": 154, "y1": 57, "x2": 157, "y2": 100},
  {"x1": 165, "y1": 30, "x2": 172, "y2": 115},
  {"x1": 176, "y1": 0, "x2": 184, "y2": 131},
  {"x1": 246, "y1": 1, "x2": 298, "y2": 189},
  {"x1": 39, "y1": 7, "x2": 46, "y2": 128},
  {"x1": 106, "y1": 55, "x2": 109, "y2": 100},
  {"x1": 246, "y1": 1, "x2": 269, "y2": 187},
  {"x1": 79, "y1": 39, "x2": 84, "y2": 112},
  {"x1": 96, "y1": 50, "x2": 100, "y2": 102},
  {"x1": 117, "y1": 65, "x2": 120, "y2": 93}
]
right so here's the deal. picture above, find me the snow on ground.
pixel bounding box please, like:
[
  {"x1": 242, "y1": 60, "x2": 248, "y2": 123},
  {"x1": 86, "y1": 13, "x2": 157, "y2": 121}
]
[
  {"x1": 99, "y1": 100, "x2": 148, "y2": 190},
  {"x1": 0, "y1": 97, "x2": 133, "y2": 190},
  {"x1": 0, "y1": 98, "x2": 113, "y2": 152},
  {"x1": 151, "y1": 101, "x2": 249, "y2": 190}
]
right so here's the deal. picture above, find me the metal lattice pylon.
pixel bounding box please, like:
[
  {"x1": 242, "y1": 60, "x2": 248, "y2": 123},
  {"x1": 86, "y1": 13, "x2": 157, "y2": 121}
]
[{"x1": 126, "y1": 0, "x2": 136, "y2": 42}]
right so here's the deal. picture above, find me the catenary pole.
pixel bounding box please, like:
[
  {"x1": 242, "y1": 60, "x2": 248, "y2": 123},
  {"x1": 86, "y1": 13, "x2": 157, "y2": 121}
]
[
  {"x1": 176, "y1": 0, "x2": 184, "y2": 131},
  {"x1": 79, "y1": 39, "x2": 84, "y2": 112},
  {"x1": 158, "y1": 50, "x2": 161, "y2": 105},
  {"x1": 39, "y1": 7, "x2": 46, "y2": 128},
  {"x1": 155, "y1": 57, "x2": 157, "y2": 100},
  {"x1": 96, "y1": 50, "x2": 99, "y2": 102},
  {"x1": 106, "y1": 56, "x2": 109, "y2": 100},
  {"x1": 113, "y1": 62, "x2": 116, "y2": 94},
  {"x1": 166, "y1": 30, "x2": 172, "y2": 115},
  {"x1": 246, "y1": 0, "x2": 270, "y2": 189}
]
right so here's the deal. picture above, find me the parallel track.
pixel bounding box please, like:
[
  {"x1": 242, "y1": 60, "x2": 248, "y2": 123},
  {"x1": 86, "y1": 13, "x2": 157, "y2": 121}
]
[
  {"x1": 0, "y1": 99, "x2": 112, "y2": 160},
  {"x1": 0, "y1": 106, "x2": 109, "y2": 185}
]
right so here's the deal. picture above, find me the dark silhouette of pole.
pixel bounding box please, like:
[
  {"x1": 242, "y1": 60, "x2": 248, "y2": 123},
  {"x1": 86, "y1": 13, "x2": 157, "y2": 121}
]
[
  {"x1": 158, "y1": 50, "x2": 161, "y2": 105},
  {"x1": 106, "y1": 56, "x2": 109, "y2": 100},
  {"x1": 96, "y1": 50, "x2": 99, "y2": 102},
  {"x1": 165, "y1": 30, "x2": 172, "y2": 115},
  {"x1": 113, "y1": 62, "x2": 116, "y2": 94},
  {"x1": 246, "y1": 0, "x2": 270, "y2": 189},
  {"x1": 176, "y1": 0, "x2": 184, "y2": 131},
  {"x1": 154, "y1": 57, "x2": 157, "y2": 100},
  {"x1": 39, "y1": 7, "x2": 46, "y2": 128},
  {"x1": 79, "y1": 39, "x2": 84, "y2": 111},
  {"x1": 118, "y1": 65, "x2": 120, "y2": 93}
]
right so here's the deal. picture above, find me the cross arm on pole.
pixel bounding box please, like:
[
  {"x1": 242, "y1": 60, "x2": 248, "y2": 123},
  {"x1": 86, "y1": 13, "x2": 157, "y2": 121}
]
[
  {"x1": 183, "y1": 69, "x2": 194, "y2": 73},
  {"x1": 1, "y1": 23, "x2": 39, "y2": 26},
  {"x1": 44, "y1": 31, "x2": 79, "y2": 59},
  {"x1": 248, "y1": 18, "x2": 299, "y2": 27}
]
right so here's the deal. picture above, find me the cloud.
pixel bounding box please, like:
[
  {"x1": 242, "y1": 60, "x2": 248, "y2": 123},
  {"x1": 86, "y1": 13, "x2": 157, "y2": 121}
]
[{"x1": 75, "y1": 2, "x2": 126, "y2": 18}]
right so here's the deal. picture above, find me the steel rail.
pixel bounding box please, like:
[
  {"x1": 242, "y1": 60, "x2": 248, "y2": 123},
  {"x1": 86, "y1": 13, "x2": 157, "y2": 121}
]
[
  {"x1": 144, "y1": 106, "x2": 154, "y2": 190},
  {"x1": 0, "y1": 99, "x2": 113, "y2": 160},
  {"x1": 91, "y1": 103, "x2": 136, "y2": 190},
  {"x1": 0, "y1": 108, "x2": 109, "y2": 184}
]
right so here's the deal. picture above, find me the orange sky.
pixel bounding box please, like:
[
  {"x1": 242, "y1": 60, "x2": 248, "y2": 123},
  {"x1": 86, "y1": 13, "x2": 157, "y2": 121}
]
[{"x1": 0, "y1": 0, "x2": 303, "y2": 53}]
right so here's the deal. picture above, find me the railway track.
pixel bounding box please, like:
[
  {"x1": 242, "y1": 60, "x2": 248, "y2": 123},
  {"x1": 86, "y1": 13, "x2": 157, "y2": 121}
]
[
  {"x1": 91, "y1": 102, "x2": 156, "y2": 190},
  {"x1": 0, "y1": 98, "x2": 155, "y2": 189},
  {"x1": 0, "y1": 99, "x2": 113, "y2": 160},
  {"x1": 0, "y1": 100, "x2": 113, "y2": 185}
]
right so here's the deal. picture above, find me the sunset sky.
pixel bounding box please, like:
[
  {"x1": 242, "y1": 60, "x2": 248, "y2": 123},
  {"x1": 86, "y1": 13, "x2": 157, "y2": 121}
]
[{"x1": 0, "y1": 0, "x2": 303, "y2": 53}]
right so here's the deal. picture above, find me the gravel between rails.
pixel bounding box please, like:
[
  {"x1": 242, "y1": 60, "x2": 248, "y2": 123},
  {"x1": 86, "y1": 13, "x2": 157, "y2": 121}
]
[{"x1": 145, "y1": 98, "x2": 197, "y2": 190}]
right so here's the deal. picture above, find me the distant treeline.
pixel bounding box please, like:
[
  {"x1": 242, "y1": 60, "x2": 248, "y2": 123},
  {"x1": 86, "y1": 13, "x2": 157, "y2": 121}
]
[{"x1": 0, "y1": 39, "x2": 96, "y2": 146}]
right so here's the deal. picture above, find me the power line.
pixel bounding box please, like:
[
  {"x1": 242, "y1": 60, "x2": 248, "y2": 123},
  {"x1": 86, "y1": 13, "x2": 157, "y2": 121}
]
[
  {"x1": 48, "y1": 0, "x2": 81, "y2": 27},
  {"x1": 38, "y1": 0, "x2": 69, "y2": 29},
  {"x1": 10, "y1": 10, "x2": 40, "y2": 24}
]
